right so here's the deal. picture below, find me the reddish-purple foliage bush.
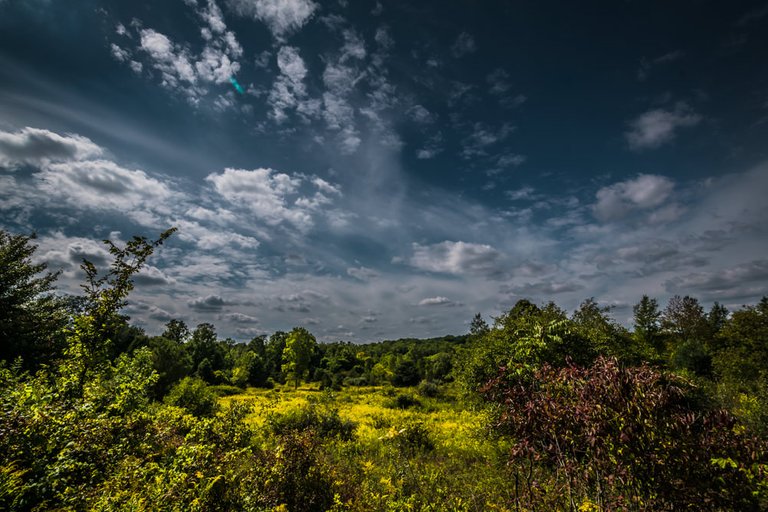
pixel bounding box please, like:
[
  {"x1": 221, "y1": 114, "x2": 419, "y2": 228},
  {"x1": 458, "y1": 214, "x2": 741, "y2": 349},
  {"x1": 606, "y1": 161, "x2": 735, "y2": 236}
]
[{"x1": 481, "y1": 356, "x2": 768, "y2": 511}]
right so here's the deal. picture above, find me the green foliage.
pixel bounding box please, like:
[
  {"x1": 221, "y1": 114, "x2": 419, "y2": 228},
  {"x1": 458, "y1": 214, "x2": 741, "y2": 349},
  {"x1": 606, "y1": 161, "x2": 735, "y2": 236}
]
[
  {"x1": 391, "y1": 358, "x2": 420, "y2": 386},
  {"x1": 0, "y1": 230, "x2": 67, "y2": 367},
  {"x1": 147, "y1": 335, "x2": 193, "y2": 397},
  {"x1": 282, "y1": 327, "x2": 317, "y2": 389},
  {"x1": 266, "y1": 402, "x2": 356, "y2": 441},
  {"x1": 457, "y1": 300, "x2": 577, "y2": 395},
  {"x1": 161, "y1": 318, "x2": 190, "y2": 343},
  {"x1": 417, "y1": 380, "x2": 439, "y2": 397},
  {"x1": 385, "y1": 421, "x2": 435, "y2": 456},
  {"x1": 632, "y1": 294, "x2": 664, "y2": 360},
  {"x1": 386, "y1": 393, "x2": 421, "y2": 409},
  {"x1": 164, "y1": 377, "x2": 219, "y2": 417}
]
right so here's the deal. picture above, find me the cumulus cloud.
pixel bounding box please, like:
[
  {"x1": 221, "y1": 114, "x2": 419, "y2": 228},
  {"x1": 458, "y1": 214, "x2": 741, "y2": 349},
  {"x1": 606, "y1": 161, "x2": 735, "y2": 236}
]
[
  {"x1": 226, "y1": 0, "x2": 318, "y2": 40},
  {"x1": 268, "y1": 46, "x2": 317, "y2": 122},
  {"x1": 37, "y1": 159, "x2": 174, "y2": 213},
  {"x1": 592, "y1": 174, "x2": 675, "y2": 222},
  {"x1": 206, "y1": 167, "x2": 341, "y2": 230},
  {"x1": 222, "y1": 312, "x2": 260, "y2": 323},
  {"x1": 188, "y1": 294, "x2": 229, "y2": 311},
  {"x1": 113, "y1": 2, "x2": 242, "y2": 105},
  {"x1": 37, "y1": 234, "x2": 112, "y2": 269},
  {"x1": 407, "y1": 241, "x2": 502, "y2": 277},
  {"x1": 626, "y1": 104, "x2": 701, "y2": 150},
  {"x1": 0, "y1": 127, "x2": 103, "y2": 167}
]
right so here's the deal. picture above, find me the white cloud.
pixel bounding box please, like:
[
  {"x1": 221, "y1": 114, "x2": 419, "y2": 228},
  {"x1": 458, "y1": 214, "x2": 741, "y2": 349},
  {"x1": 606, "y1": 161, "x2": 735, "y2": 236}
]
[
  {"x1": 416, "y1": 132, "x2": 443, "y2": 159},
  {"x1": 110, "y1": 43, "x2": 130, "y2": 62},
  {"x1": 592, "y1": 174, "x2": 675, "y2": 222},
  {"x1": 407, "y1": 240, "x2": 502, "y2": 277},
  {"x1": 37, "y1": 159, "x2": 174, "y2": 213},
  {"x1": 408, "y1": 105, "x2": 435, "y2": 124},
  {"x1": 139, "y1": 29, "x2": 198, "y2": 87},
  {"x1": 418, "y1": 296, "x2": 454, "y2": 306},
  {"x1": 226, "y1": 0, "x2": 318, "y2": 40},
  {"x1": 626, "y1": 104, "x2": 701, "y2": 150},
  {"x1": 206, "y1": 167, "x2": 341, "y2": 230},
  {"x1": 347, "y1": 266, "x2": 380, "y2": 281},
  {"x1": 451, "y1": 31, "x2": 476, "y2": 58},
  {"x1": 462, "y1": 122, "x2": 514, "y2": 158},
  {"x1": 223, "y1": 312, "x2": 260, "y2": 323},
  {"x1": 0, "y1": 127, "x2": 103, "y2": 167},
  {"x1": 268, "y1": 46, "x2": 313, "y2": 122},
  {"x1": 188, "y1": 294, "x2": 229, "y2": 311},
  {"x1": 115, "y1": 4, "x2": 242, "y2": 105},
  {"x1": 340, "y1": 29, "x2": 366, "y2": 61},
  {"x1": 486, "y1": 68, "x2": 510, "y2": 94}
]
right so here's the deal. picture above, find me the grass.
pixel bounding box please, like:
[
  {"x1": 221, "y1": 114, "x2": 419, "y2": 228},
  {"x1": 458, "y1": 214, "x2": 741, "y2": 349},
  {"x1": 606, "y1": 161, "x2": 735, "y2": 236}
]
[{"x1": 220, "y1": 383, "x2": 516, "y2": 511}]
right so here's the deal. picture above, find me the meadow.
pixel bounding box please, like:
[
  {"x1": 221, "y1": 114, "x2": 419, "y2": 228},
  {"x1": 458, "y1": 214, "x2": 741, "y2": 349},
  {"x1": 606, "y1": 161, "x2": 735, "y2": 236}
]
[{"x1": 219, "y1": 384, "x2": 517, "y2": 511}]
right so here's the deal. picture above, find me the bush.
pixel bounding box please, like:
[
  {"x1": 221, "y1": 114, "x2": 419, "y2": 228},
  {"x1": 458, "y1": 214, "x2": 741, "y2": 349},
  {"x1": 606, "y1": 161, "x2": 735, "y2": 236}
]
[
  {"x1": 417, "y1": 380, "x2": 439, "y2": 397},
  {"x1": 385, "y1": 422, "x2": 435, "y2": 456},
  {"x1": 265, "y1": 403, "x2": 356, "y2": 440},
  {"x1": 482, "y1": 356, "x2": 768, "y2": 510},
  {"x1": 257, "y1": 432, "x2": 334, "y2": 512},
  {"x1": 386, "y1": 393, "x2": 421, "y2": 409},
  {"x1": 208, "y1": 384, "x2": 244, "y2": 397},
  {"x1": 164, "y1": 377, "x2": 219, "y2": 417}
]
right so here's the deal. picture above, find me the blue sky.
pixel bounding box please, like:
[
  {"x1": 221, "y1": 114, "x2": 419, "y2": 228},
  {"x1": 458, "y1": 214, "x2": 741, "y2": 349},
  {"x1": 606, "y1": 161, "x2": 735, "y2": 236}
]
[{"x1": 1, "y1": 0, "x2": 767, "y2": 341}]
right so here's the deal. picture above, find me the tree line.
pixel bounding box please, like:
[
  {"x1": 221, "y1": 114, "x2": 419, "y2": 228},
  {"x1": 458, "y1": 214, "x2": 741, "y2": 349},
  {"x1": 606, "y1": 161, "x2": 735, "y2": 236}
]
[{"x1": 1, "y1": 228, "x2": 767, "y2": 510}]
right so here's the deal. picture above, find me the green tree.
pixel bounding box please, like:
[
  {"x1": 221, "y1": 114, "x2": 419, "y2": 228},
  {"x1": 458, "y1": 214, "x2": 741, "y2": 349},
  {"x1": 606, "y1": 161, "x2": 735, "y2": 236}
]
[
  {"x1": 61, "y1": 228, "x2": 176, "y2": 396},
  {"x1": 662, "y1": 295, "x2": 712, "y2": 376},
  {"x1": 162, "y1": 318, "x2": 190, "y2": 343},
  {"x1": 571, "y1": 297, "x2": 628, "y2": 359},
  {"x1": 266, "y1": 330, "x2": 288, "y2": 382},
  {"x1": 187, "y1": 323, "x2": 227, "y2": 383},
  {"x1": 147, "y1": 335, "x2": 193, "y2": 397},
  {"x1": 282, "y1": 327, "x2": 317, "y2": 389},
  {"x1": 0, "y1": 230, "x2": 67, "y2": 367},
  {"x1": 469, "y1": 312, "x2": 489, "y2": 338},
  {"x1": 633, "y1": 295, "x2": 662, "y2": 357}
]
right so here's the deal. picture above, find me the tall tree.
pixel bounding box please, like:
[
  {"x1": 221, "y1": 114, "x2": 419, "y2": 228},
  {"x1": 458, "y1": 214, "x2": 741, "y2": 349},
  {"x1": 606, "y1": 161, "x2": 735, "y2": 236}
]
[
  {"x1": 282, "y1": 327, "x2": 317, "y2": 389},
  {"x1": 0, "y1": 230, "x2": 67, "y2": 367},
  {"x1": 662, "y1": 295, "x2": 707, "y2": 340},
  {"x1": 187, "y1": 322, "x2": 225, "y2": 382},
  {"x1": 469, "y1": 313, "x2": 489, "y2": 338},
  {"x1": 633, "y1": 295, "x2": 662, "y2": 356},
  {"x1": 162, "y1": 319, "x2": 190, "y2": 343}
]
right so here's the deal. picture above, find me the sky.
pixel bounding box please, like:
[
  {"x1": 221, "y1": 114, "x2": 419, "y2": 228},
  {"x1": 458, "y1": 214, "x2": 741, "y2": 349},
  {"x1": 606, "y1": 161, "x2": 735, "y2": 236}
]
[{"x1": 1, "y1": 0, "x2": 767, "y2": 342}]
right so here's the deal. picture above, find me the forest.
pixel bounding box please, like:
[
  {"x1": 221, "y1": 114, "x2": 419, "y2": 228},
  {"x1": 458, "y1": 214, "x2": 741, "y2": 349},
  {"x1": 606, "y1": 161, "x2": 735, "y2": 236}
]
[{"x1": 1, "y1": 228, "x2": 767, "y2": 511}]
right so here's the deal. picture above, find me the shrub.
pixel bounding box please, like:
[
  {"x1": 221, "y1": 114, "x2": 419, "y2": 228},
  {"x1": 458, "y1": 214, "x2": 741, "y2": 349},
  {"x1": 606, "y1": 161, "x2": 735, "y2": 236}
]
[
  {"x1": 208, "y1": 384, "x2": 244, "y2": 397},
  {"x1": 386, "y1": 393, "x2": 421, "y2": 409},
  {"x1": 164, "y1": 377, "x2": 218, "y2": 417},
  {"x1": 417, "y1": 380, "x2": 439, "y2": 397},
  {"x1": 482, "y1": 356, "x2": 768, "y2": 510},
  {"x1": 385, "y1": 422, "x2": 435, "y2": 456},
  {"x1": 258, "y1": 431, "x2": 334, "y2": 512},
  {"x1": 265, "y1": 403, "x2": 356, "y2": 440}
]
